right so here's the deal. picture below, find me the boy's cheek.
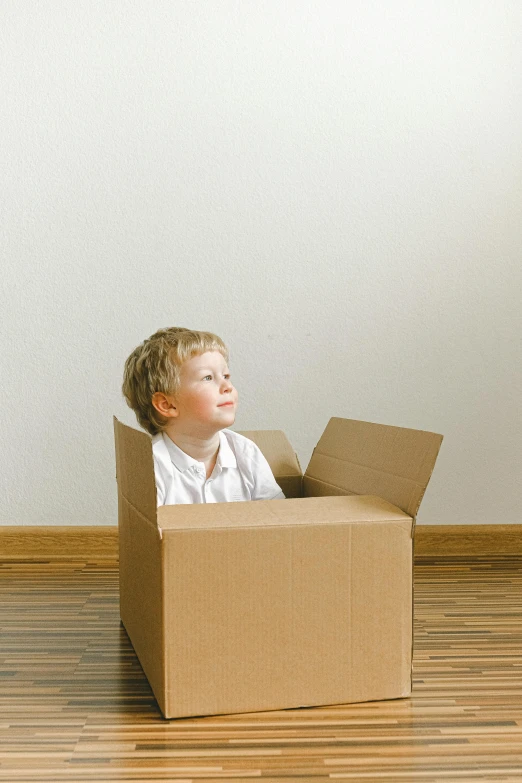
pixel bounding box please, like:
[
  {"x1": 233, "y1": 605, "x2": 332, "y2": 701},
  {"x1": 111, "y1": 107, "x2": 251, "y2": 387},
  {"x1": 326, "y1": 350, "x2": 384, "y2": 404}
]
[{"x1": 195, "y1": 399, "x2": 214, "y2": 416}]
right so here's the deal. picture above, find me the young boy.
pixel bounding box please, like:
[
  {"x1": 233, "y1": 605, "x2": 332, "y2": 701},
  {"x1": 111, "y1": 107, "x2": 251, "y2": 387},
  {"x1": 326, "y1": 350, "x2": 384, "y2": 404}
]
[{"x1": 122, "y1": 327, "x2": 285, "y2": 506}]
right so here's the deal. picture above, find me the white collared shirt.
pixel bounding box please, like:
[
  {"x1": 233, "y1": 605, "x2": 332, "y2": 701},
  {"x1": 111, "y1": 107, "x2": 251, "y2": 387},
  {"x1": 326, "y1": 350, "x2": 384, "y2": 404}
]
[{"x1": 152, "y1": 429, "x2": 285, "y2": 506}]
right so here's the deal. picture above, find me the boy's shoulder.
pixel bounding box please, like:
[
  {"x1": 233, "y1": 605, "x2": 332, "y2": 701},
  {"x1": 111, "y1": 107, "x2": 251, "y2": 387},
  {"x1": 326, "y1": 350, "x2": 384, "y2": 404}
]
[
  {"x1": 221, "y1": 429, "x2": 259, "y2": 454},
  {"x1": 221, "y1": 430, "x2": 268, "y2": 475}
]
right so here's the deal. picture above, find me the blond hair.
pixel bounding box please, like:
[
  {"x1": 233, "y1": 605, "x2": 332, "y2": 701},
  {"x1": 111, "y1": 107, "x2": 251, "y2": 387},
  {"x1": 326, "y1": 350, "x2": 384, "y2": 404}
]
[{"x1": 122, "y1": 327, "x2": 229, "y2": 435}]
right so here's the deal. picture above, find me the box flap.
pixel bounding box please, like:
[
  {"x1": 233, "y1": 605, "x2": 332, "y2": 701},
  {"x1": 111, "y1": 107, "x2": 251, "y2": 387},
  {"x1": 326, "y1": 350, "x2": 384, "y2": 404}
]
[
  {"x1": 236, "y1": 430, "x2": 301, "y2": 478},
  {"x1": 305, "y1": 418, "x2": 443, "y2": 518},
  {"x1": 157, "y1": 494, "x2": 412, "y2": 532},
  {"x1": 113, "y1": 417, "x2": 157, "y2": 525}
]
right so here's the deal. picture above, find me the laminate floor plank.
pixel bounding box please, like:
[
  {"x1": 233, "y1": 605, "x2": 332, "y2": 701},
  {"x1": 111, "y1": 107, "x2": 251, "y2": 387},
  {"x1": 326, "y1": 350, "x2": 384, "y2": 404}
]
[{"x1": 0, "y1": 555, "x2": 520, "y2": 782}]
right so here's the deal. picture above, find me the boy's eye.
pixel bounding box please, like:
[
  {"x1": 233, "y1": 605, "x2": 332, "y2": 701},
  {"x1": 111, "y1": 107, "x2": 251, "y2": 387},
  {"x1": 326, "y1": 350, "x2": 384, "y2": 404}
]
[{"x1": 202, "y1": 373, "x2": 230, "y2": 381}]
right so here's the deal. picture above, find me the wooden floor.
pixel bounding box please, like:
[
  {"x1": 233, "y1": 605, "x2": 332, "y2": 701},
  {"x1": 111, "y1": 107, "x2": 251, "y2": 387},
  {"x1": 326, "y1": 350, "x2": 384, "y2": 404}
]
[{"x1": 0, "y1": 556, "x2": 521, "y2": 782}]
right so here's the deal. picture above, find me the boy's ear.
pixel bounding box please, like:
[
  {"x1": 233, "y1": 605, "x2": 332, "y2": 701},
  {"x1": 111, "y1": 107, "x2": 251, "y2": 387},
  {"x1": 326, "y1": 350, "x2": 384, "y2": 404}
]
[{"x1": 151, "y1": 392, "x2": 179, "y2": 419}]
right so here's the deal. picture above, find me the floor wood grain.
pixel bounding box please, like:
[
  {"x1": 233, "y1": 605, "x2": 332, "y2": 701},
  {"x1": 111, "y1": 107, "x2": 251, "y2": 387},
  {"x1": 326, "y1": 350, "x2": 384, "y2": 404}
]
[{"x1": 0, "y1": 556, "x2": 521, "y2": 782}]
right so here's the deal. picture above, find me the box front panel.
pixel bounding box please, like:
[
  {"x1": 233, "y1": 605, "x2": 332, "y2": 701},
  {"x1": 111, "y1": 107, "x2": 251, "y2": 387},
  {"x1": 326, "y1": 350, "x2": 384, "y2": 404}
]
[{"x1": 161, "y1": 521, "x2": 412, "y2": 718}]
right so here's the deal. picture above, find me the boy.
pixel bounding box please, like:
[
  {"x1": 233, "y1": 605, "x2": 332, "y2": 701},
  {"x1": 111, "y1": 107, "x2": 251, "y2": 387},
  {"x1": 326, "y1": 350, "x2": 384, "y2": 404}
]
[{"x1": 122, "y1": 327, "x2": 285, "y2": 506}]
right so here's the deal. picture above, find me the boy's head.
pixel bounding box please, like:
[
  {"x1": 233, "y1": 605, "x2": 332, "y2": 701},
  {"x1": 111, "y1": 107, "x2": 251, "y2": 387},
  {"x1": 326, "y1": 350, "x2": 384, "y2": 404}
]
[{"x1": 122, "y1": 327, "x2": 234, "y2": 436}]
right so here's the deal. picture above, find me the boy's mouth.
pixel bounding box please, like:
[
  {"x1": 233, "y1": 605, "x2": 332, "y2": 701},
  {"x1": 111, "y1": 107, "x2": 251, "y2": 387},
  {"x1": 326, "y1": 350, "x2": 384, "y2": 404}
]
[{"x1": 218, "y1": 402, "x2": 235, "y2": 407}]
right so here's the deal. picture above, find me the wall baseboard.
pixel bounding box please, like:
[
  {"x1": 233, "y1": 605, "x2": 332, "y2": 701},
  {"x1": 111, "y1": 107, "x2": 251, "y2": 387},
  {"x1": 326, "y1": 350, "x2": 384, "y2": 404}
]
[
  {"x1": 415, "y1": 524, "x2": 522, "y2": 556},
  {"x1": 0, "y1": 525, "x2": 521, "y2": 561},
  {"x1": 0, "y1": 526, "x2": 119, "y2": 560}
]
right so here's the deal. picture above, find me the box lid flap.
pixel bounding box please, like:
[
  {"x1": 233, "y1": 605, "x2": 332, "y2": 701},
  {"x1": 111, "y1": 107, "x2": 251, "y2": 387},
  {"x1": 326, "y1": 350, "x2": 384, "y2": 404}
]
[
  {"x1": 305, "y1": 418, "x2": 443, "y2": 518},
  {"x1": 113, "y1": 417, "x2": 157, "y2": 524},
  {"x1": 157, "y1": 494, "x2": 411, "y2": 531},
  {"x1": 236, "y1": 430, "x2": 301, "y2": 478}
]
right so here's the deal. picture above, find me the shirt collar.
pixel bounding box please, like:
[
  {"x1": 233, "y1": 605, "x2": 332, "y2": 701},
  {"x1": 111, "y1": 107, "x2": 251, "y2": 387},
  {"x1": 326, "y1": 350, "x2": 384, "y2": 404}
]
[
  {"x1": 216, "y1": 430, "x2": 237, "y2": 469},
  {"x1": 161, "y1": 430, "x2": 237, "y2": 473}
]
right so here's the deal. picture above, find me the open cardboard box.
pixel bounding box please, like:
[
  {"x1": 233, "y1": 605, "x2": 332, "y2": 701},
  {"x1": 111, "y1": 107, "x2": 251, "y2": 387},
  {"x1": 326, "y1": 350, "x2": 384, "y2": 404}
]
[{"x1": 114, "y1": 416, "x2": 443, "y2": 719}]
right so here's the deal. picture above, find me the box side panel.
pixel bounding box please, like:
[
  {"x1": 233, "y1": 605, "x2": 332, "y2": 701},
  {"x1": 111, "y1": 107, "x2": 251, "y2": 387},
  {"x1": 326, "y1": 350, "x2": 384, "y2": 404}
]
[
  {"x1": 306, "y1": 418, "x2": 443, "y2": 517},
  {"x1": 277, "y1": 475, "x2": 303, "y2": 498},
  {"x1": 237, "y1": 430, "x2": 302, "y2": 483},
  {"x1": 118, "y1": 495, "x2": 166, "y2": 716},
  {"x1": 303, "y1": 475, "x2": 356, "y2": 498},
  {"x1": 161, "y1": 520, "x2": 412, "y2": 718},
  {"x1": 113, "y1": 417, "x2": 157, "y2": 523}
]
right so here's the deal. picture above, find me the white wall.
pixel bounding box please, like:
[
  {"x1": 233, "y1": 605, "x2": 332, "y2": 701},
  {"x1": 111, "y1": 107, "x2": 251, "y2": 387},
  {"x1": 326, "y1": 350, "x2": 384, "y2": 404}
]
[{"x1": 1, "y1": 1, "x2": 521, "y2": 526}]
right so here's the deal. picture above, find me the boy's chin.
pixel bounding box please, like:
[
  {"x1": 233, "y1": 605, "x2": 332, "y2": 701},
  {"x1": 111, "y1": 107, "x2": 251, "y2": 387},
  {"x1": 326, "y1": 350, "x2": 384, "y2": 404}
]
[{"x1": 217, "y1": 408, "x2": 236, "y2": 425}]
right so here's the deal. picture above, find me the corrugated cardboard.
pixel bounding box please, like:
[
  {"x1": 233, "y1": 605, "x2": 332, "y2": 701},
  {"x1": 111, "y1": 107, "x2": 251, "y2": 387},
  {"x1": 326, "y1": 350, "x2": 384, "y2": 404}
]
[{"x1": 114, "y1": 417, "x2": 443, "y2": 719}]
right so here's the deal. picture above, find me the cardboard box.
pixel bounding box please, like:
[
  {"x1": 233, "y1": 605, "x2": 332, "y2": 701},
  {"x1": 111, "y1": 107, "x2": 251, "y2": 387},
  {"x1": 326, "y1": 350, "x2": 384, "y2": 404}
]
[{"x1": 114, "y1": 416, "x2": 443, "y2": 719}]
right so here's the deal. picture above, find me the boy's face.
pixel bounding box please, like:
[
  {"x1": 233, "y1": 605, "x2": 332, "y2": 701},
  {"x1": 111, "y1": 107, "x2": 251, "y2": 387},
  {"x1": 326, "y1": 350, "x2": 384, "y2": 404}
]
[{"x1": 170, "y1": 350, "x2": 238, "y2": 434}]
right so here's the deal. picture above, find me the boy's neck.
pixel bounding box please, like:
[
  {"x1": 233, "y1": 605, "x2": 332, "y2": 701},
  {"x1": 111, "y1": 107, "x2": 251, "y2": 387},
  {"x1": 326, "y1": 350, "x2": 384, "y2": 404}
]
[{"x1": 163, "y1": 426, "x2": 221, "y2": 465}]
